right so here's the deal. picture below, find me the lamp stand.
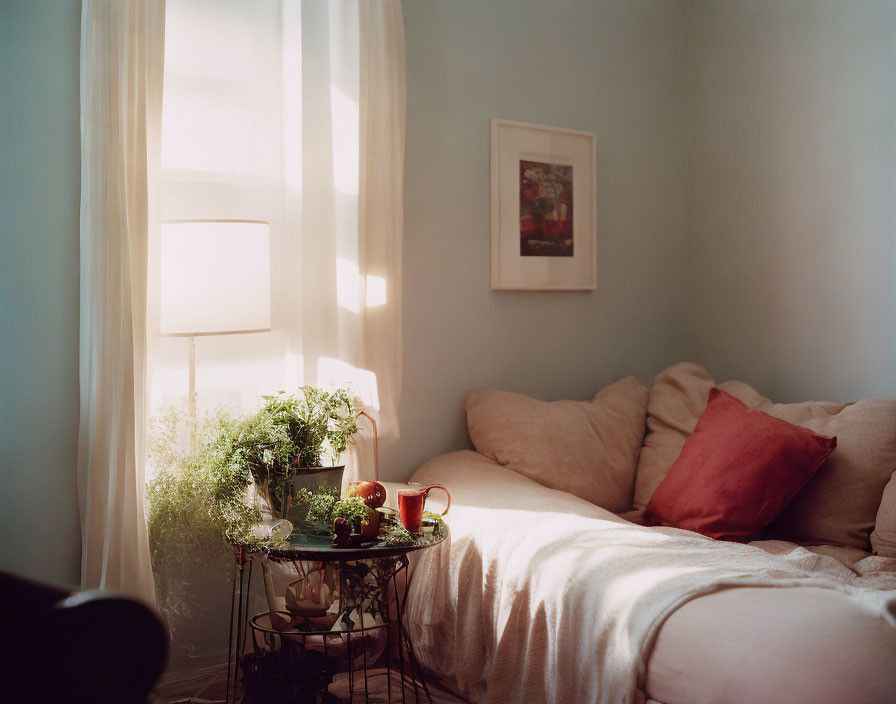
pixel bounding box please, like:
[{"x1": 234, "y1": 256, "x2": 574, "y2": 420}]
[
  {"x1": 188, "y1": 336, "x2": 197, "y2": 452},
  {"x1": 359, "y1": 410, "x2": 378, "y2": 481}
]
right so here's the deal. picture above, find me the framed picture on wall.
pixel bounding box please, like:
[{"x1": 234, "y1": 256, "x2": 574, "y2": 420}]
[{"x1": 490, "y1": 119, "x2": 596, "y2": 290}]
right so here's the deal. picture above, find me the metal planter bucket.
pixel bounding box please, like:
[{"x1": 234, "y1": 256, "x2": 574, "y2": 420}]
[
  {"x1": 290, "y1": 466, "x2": 345, "y2": 496},
  {"x1": 255, "y1": 466, "x2": 344, "y2": 524},
  {"x1": 289, "y1": 466, "x2": 345, "y2": 535}
]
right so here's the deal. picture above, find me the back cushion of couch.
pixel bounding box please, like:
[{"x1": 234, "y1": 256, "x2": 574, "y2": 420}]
[
  {"x1": 634, "y1": 362, "x2": 896, "y2": 550},
  {"x1": 871, "y1": 471, "x2": 896, "y2": 557},
  {"x1": 633, "y1": 363, "x2": 761, "y2": 513},
  {"x1": 763, "y1": 398, "x2": 896, "y2": 549},
  {"x1": 465, "y1": 376, "x2": 648, "y2": 513}
]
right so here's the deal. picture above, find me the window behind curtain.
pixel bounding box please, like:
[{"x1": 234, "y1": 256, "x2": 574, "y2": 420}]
[
  {"x1": 152, "y1": 0, "x2": 303, "y2": 416},
  {"x1": 151, "y1": 0, "x2": 385, "y2": 449}
]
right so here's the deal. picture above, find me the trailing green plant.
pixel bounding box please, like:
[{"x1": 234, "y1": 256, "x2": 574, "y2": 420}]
[
  {"x1": 146, "y1": 386, "x2": 360, "y2": 649},
  {"x1": 146, "y1": 403, "x2": 260, "y2": 646},
  {"x1": 146, "y1": 404, "x2": 259, "y2": 561},
  {"x1": 147, "y1": 385, "x2": 362, "y2": 553}
]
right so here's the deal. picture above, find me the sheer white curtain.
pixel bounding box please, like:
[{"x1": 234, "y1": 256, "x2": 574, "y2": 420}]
[
  {"x1": 153, "y1": 0, "x2": 405, "y2": 475},
  {"x1": 77, "y1": 0, "x2": 403, "y2": 606},
  {"x1": 359, "y1": 0, "x2": 405, "y2": 439},
  {"x1": 79, "y1": 0, "x2": 166, "y2": 603}
]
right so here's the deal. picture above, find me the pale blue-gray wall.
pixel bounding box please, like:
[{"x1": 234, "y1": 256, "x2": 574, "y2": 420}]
[
  {"x1": 0, "y1": 0, "x2": 82, "y2": 585},
  {"x1": 687, "y1": 0, "x2": 896, "y2": 402},
  {"x1": 385, "y1": 0, "x2": 691, "y2": 478}
]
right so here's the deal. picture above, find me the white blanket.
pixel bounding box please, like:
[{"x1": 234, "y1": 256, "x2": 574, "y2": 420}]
[{"x1": 405, "y1": 451, "x2": 896, "y2": 704}]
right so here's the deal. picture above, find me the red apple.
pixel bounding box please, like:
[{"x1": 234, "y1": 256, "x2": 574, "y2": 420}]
[{"x1": 349, "y1": 480, "x2": 386, "y2": 509}]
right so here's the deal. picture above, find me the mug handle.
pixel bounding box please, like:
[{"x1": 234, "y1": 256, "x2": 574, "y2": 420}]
[{"x1": 422, "y1": 484, "x2": 451, "y2": 516}]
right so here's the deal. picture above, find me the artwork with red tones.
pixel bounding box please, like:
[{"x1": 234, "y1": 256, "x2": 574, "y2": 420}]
[{"x1": 519, "y1": 159, "x2": 573, "y2": 257}]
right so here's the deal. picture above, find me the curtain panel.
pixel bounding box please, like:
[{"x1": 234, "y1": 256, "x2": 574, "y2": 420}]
[
  {"x1": 359, "y1": 0, "x2": 406, "y2": 439},
  {"x1": 79, "y1": 0, "x2": 166, "y2": 604}
]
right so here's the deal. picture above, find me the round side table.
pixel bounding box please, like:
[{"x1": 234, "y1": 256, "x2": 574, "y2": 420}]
[{"x1": 226, "y1": 524, "x2": 448, "y2": 704}]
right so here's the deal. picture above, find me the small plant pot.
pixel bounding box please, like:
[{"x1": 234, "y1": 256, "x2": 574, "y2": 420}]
[{"x1": 359, "y1": 510, "x2": 380, "y2": 541}]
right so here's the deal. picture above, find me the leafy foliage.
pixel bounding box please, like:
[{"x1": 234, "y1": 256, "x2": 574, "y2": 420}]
[
  {"x1": 293, "y1": 485, "x2": 340, "y2": 531},
  {"x1": 291, "y1": 489, "x2": 373, "y2": 533},
  {"x1": 146, "y1": 404, "x2": 259, "y2": 645},
  {"x1": 147, "y1": 404, "x2": 258, "y2": 560},
  {"x1": 147, "y1": 386, "x2": 362, "y2": 556},
  {"x1": 331, "y1": 496, "x2": 374, "y2": 531},
  {"x1": 381, "y1": 523, "x2": 414, "y2": 546},
  {"x1": 239, "y1": 386, "x2": 360, "y2": 470}
]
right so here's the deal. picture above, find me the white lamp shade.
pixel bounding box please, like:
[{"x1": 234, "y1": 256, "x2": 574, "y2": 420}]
[{"x1": 160, "y1": 221, "x2": 272, "y2": 335}]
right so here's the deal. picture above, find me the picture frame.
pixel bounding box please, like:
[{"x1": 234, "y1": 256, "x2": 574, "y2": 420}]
[{"x1": 490, "y1": 119, "x2": 596, "y2": 290}]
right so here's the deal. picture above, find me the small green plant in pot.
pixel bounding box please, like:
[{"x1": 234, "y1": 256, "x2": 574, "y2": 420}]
[{"x1": 233, "y1": 386, "x2": 361, "y2": 524}]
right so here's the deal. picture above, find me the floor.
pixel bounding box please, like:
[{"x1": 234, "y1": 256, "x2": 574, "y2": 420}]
[
  {"x1": 151, "y1": 662, "x2": 469, "y2": 704},
  {"x1": 151, "y1": 667, "x2": 238, "y2": 704}
]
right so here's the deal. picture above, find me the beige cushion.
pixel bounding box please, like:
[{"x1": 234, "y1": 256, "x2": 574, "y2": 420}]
[
  {"x1": 634, "y1": 362, "x2": 896, "y2": 550},
  {"x1": 465, "y1": 376, "x2": 648, "y2": 513},
  {"x1": 871, "y1": 471, "x2": 896, "y2": 557},
  {"x1": 763, "y1": 398, "x2": 896, "y2": 549},
  {"x1": 633, "y1": 363, "x2": 757, "y2": 512}
]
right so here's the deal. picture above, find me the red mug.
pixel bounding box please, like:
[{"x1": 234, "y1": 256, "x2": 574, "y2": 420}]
[{"x1": 398, "y1": 484, "x2": 450, "y2": 533}]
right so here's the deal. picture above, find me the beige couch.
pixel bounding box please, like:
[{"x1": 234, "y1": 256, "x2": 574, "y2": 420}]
[{"x1": 403, "y1": 363, "x2": 896, "y2": 704}]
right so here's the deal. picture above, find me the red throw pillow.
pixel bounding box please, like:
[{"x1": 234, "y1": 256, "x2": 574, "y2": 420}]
[{"x1": 644, "y1": 388, "x2": 837, "y2": 541}]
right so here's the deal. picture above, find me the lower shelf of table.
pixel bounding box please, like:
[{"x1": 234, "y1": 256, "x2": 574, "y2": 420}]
[{"x1": 239, "y1": 645, "x2": 433, "y2": 704}]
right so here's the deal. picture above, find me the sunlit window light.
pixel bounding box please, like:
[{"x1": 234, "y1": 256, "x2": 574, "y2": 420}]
[
  {"x1": 281, "y1": 3, "x2": 302, "y2": 192},
  {"x1": 317, "y1": 357, "x2": 380, "y2": 411},
  {"x1": 336, "y1": 256, "x2": 361, "y2": 313},
  {"x1": 284, "y1": 353, "x2": 304, "y2": 391},
  {"x1": 161, "y1": 86, "x2": 257, "y2": 175},
  {"x1": 150, "y1": 361, "x2": 292, "y2": 416},
  {"x1": 330, "y1": 85, "x2": 359, "y2": 196},
  {"x1": 164, "y1": 0, "x2": 269, "y2": 82}
]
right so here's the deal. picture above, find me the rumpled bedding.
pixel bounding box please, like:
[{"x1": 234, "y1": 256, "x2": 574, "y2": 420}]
[{"x1": 404, "y1": 451, "x2": 896, "y2": 704}]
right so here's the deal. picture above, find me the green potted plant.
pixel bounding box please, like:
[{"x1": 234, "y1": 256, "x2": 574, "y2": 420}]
[{"x1": 232, "y1": 386, "x2": 362, "y2": 524}]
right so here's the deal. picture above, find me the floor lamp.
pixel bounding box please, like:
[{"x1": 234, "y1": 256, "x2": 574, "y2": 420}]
[{"x1": 160, "y1": 220, "x2": 272, "y2": 449}]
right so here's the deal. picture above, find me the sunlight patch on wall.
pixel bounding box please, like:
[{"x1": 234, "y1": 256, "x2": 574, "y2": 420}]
[
  {"x1": 365, "y1": 275, "x2": 387, "y2": 308},
  {"x1": 338, "y1": 259, "x2": 388, "y2": 311}
]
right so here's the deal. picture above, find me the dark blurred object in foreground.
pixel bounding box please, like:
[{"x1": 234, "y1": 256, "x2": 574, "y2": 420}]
[{"x1": 0, "y1": 570, "x2": 168, "y2": 704}]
